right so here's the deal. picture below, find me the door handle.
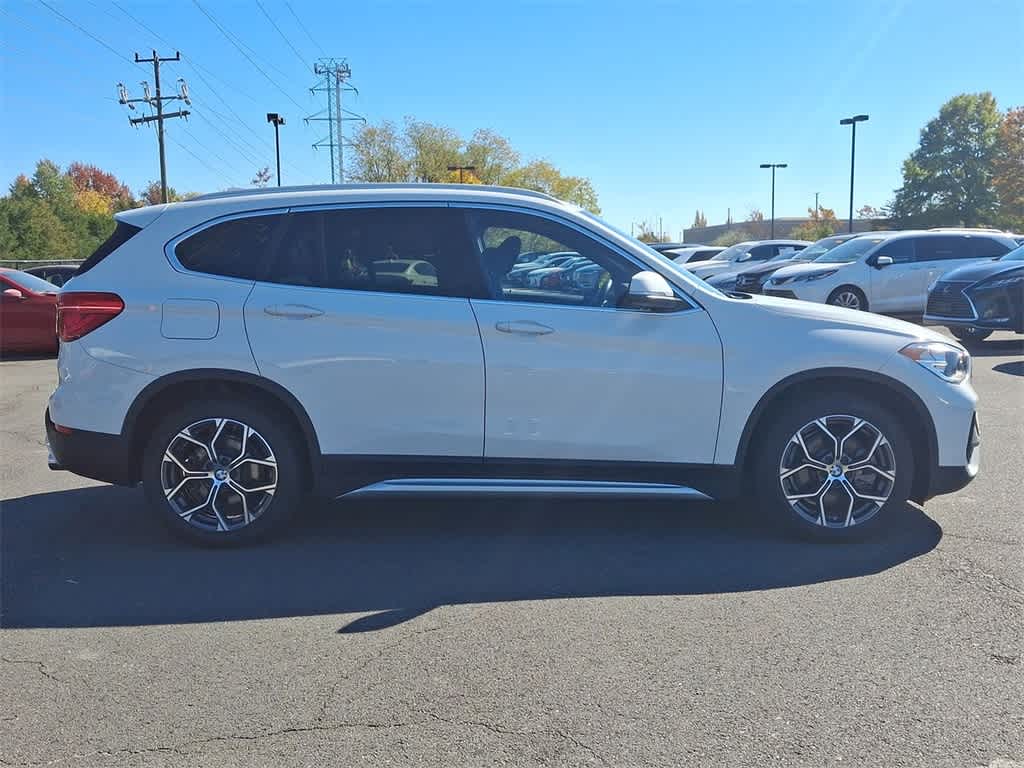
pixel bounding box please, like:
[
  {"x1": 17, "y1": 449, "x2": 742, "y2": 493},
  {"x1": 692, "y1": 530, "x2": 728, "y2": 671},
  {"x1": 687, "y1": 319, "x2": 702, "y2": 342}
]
[
  {"x1": 264, "y1": 304, "x2": 324, "y2": 319},
  {"x1": 496, "y1": 320, "x2": 555, "y2": 336}
]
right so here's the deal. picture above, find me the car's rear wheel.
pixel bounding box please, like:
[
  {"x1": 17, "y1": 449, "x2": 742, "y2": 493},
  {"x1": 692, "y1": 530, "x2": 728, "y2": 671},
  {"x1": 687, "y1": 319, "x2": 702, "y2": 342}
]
[
  {"x1": 827, "y1": 286, "x2": 868, "y2": 311},
  {"x1": 754, "y1": 393, "x2": 913, "y2": 540},
  {"x1": 142, "y1": 398, "x2": 304, "y2": 545},
  {"x1": 950, "y1": 326, "x2": 992, "y2": 343}
]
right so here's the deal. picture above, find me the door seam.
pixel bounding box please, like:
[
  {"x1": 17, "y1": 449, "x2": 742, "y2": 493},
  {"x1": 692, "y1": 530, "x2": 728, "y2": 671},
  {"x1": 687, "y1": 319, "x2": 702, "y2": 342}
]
[{"x1": 467, "y1": 299, "x2": 488, "y2": 459}]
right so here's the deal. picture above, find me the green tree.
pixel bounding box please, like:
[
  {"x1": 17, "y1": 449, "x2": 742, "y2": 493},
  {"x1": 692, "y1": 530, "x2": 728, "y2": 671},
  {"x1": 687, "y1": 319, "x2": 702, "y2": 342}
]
[
  {"x1": 993, "y1": 106, "x2": 1024, "y2": 231},
  {"x1": 463, "y1": 129, "x2": 520, "y2": 185},
  {"x1": 405, "y1": 119, "x2": 462, "y2": 183},
  {"x1": 692, "y1": 210, "x2": 707, "y2": 228},
  {"x1": 0, "y1": 195, "x2": 75, "y2": 260},
  {"x1": 503, "y1": 160, "x2": 600, "y2": 213},
  {"x1": 712, "y1": 229, "x2": 752, "y2": 247},
  {"x1": 889, "y1": 93, "x2": 1004, "y2": 227},
  {"x1": 349, "y1": 121, "x2": 412, "y2": 182}
]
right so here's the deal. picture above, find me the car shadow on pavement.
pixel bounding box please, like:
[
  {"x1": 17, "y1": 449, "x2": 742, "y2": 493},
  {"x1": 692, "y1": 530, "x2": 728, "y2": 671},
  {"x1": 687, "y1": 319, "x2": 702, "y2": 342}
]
[
  {"x1": 964, "y1": 338, "x2": 1024, "y2": 357},
  {"x1": 0, "y1": 485, "x2": 942, "y2": 632},
  {"x1": 993, "y1": 360, "x2": 1024, "y2": 377}
]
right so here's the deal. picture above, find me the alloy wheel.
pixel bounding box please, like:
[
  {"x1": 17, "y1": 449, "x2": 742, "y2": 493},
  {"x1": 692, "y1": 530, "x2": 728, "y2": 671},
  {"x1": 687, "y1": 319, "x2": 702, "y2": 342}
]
[
  {"x1": 832, "y1": 291, "x2": 862, "y2": 310},
  {"x1": 160, "y1": 418, "x2": 278, "y2": 532},
  {"x1": 778, "y1": 415, "x2": 895, "y2": 528}
]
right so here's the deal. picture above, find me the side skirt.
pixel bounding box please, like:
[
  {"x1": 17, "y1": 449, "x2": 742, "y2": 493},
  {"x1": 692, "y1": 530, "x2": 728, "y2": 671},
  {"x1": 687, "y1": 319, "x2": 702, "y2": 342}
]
[{"x1": 319, "y1": 456, "x2": 741, "y2": 501}]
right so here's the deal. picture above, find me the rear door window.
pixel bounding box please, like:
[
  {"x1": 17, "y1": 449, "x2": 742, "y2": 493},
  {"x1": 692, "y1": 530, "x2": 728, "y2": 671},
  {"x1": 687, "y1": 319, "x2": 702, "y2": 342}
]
[
  {"x1": 267, "y1": 207, "x2": 485, "y2": 299},
  {"x1": 175, "y1": 213, "x2": 287, "y2": 281},
  {"x1": 914, "y1": 236, "x2": 963, "y2": 262}
]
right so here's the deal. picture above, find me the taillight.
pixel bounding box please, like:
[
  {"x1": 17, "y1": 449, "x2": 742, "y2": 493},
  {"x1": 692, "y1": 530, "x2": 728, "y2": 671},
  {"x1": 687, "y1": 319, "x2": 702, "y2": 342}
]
[{"x1": 57, "y1": 292, "x2": 125, "y2": 342}]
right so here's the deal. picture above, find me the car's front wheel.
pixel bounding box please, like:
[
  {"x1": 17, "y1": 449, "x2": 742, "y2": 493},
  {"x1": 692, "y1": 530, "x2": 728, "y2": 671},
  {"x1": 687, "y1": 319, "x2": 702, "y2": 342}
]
[
  {"x1": 950, "y1": 326, "x2": 992, "y2": 343},
  {"x1": 754, "y1": 393, "x2": 914, "y2": 540},
  {"x1": 142, "y1": 397, "x2": 304, "y2": 545},
  {"x1": 827, "y1": 286, "x2": 868, "y2": 311}
]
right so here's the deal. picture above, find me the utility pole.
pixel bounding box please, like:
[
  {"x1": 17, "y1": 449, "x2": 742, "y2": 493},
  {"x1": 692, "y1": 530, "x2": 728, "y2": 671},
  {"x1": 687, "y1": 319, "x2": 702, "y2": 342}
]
[
  {"x1": 447, "y1": 164, "x2": 476, "y2": 183},
  {"x1": 815, "y1": 192, "x2": 819, "y2": 217},
  {"x1": 840, "y1": 114, "x2": 869, "y2": 233},
  {"x1": 118, "y1": 50, "x2": 190, "y2": 203},
  {"x1": 266, "y1": 113, "x2": 286, "y2": 187},
  {"x1": 759, "y1": 163, "x2": 787, "y2": 239}
]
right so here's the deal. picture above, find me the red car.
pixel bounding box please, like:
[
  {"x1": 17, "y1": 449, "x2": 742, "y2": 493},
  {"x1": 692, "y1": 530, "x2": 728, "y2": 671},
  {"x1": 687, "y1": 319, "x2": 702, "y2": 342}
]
[{"x1": 0, "y1": 268, "x2": 60, "y2": 354}]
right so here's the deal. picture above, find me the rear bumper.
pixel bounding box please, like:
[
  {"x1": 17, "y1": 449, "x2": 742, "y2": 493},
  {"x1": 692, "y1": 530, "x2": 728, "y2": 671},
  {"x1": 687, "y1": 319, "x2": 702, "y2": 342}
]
[{"x1": 45, "y1": 409, "x2": 139, "y2": 486}]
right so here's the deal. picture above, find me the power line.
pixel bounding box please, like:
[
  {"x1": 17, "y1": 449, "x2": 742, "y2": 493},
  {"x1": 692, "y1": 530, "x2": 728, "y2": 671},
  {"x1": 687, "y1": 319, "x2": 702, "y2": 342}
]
[
  {"x1": 284, "y1": 0, "x2": 325, "y2": 58},
  {"x1": 255, "y1": 0, "x2": 307, "y2": 68},
  {"x1": 167, "y1": 132, "x2": 238, "y2": 186},
  {"x1": 35, "y1": 0, "x2": 137, "y2": 66},
  {"x1": 190, "y1": 0, "x2": 305, "y2": 111}
]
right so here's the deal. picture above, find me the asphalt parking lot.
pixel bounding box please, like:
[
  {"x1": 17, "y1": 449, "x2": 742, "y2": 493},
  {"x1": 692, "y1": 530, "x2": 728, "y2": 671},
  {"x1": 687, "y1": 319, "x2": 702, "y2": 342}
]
[{"x1": 1, "y1": 330, "x2": 1022, "y2": 768}]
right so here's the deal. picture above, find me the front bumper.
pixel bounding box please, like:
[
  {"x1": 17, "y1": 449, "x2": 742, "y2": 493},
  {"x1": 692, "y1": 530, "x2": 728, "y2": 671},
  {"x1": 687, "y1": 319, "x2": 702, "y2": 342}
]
[
  {"x1": 46, "y1": 408, "x2": 139, "y2": 486},
  {"x1": 925, "y1": 413, "x2": 980, "y2": 498}
]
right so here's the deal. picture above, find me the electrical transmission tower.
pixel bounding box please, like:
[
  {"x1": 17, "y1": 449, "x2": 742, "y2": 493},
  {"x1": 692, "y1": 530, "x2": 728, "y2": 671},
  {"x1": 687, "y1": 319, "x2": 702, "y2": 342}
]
[
  {"x1": 305, "y1": 58, "x2": 364, "y2": 183},
  {"x1": 117, "y1": 50, "x2": 192, "y2": 203}
]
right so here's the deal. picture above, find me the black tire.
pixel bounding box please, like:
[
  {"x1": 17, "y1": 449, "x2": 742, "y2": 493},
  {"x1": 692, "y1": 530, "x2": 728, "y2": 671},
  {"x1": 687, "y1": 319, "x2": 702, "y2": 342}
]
[
  {"x1": 950, "y1": 326, "x2": 992, "y2": 343},
  {"x1": 827, "y1": 285, "x2": 868, "y2": 312},
  {"x1": 753, "y1": 392, "x2": 914, "y2": 541},
  {"x1": 142, "y1": 397, "x2": 305, "y2": 546}
]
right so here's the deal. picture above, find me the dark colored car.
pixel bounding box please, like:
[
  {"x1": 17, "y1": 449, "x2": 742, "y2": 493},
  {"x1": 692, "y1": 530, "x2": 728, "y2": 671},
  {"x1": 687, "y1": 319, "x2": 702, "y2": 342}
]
[
  {"x1": 721, "y1": 234, "x2": 864, "y2": 293},
  {"x1": 0, "y1": 268, "x2": 60, "y2": 354},
  {"x1": 924, "y1": 244, "x2": 1024, "y2": 342},
  {"x1": 24, "y1": 263, "x2": 79, "y2": 287}
]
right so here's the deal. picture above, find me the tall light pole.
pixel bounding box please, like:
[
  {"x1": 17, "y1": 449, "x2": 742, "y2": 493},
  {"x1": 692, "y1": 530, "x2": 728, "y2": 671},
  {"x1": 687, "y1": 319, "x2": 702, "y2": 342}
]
[
  {"x1": 266, "y1": 113, "x2": 285, "y2": 187},
  {"x1": 840, "y1": 114, "x2": 869, "y2": 233},
  {"x1": 447, "y1": 164, "x2": 476, "y2": 183},
  {"x1": 759, "y1": 163, "x2": 787, "y2": 239}
]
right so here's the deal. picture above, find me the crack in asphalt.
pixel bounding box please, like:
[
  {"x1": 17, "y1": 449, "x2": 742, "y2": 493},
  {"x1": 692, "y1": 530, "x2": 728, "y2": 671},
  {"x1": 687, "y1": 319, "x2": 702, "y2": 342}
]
[
  {"x1": 315, "y1": 618, "x2": 445, "y2": 723},
  {"x1": 1, "y1": 657, "x2": 64, "y2": 684},
  {"x1": 934, "y1": 548, "x2": 1024, "y2": 606},
  {"x1": 425, "y1": 712, "x2": 610, "y2": 766}
]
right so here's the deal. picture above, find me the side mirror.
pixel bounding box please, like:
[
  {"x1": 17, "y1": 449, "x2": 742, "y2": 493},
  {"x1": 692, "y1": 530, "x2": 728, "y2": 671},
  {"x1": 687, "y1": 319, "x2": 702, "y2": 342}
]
[
  {"x1": 874, "y1": 255, "x2": 894, "y2": 268},
  {"x1": 2, "y1": 288, "x2": 25, "y2": 301},
  {"x1": 622, "y1": 271, "x2": 687, "y2": 312}
]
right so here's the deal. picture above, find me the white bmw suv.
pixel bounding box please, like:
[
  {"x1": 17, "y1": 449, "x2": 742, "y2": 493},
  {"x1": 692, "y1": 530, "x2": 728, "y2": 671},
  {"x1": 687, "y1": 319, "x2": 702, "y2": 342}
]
[
  {"x1": 47, "y1": 185, "x2": 979, "y2": 545},
  {"x1": 765, "y1": 230, "x2": 1017, "y2": 313}
]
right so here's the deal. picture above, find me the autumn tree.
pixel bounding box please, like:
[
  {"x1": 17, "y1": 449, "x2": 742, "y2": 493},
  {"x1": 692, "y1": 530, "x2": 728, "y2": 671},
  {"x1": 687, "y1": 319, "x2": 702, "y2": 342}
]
[
  {"x1": 791, "y1": 205, "x2": 839, "y2": 241},
  {"x1": 993, "y1": 106, "x2": 1024, "y2": 231},
  {"x1": 347, "y1": 118, "x2": 601, "y2": 213},
  {"x1": 889, "y1": 93, "x2": 1004, "y2": 227}
]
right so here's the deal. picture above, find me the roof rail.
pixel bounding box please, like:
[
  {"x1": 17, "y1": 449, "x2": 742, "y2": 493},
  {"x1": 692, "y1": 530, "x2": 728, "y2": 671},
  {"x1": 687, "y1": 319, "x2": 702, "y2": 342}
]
[
  {"x1": 191, "y1": 183, "x2": 561, "y2": 203},
  {"x1": 927, "y1": 226, "x2": 1005, "y2": 233}
]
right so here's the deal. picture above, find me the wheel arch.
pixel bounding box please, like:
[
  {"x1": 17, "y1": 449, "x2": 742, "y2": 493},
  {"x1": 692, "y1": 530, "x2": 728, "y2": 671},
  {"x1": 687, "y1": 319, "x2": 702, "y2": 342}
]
[
  {"x1": 735, "y1": 367, "x2": 937, "y2": 502},
  {"x1": 122, "y1": 369, "x2": 322, "y2": 486}
]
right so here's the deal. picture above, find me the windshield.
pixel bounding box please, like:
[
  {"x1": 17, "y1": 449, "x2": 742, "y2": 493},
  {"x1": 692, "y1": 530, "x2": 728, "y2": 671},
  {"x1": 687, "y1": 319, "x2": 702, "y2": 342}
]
[
  {"x1": 814, "y1": 236, "x2": 886, "y2": 263},
  {"x1": 712, "y1": 242, "x2": 754, "y2": 262},
  {"x1": 1001, "y1": 244, "x2": 1024, "y2": 261},
  {"x1": 5, "y1": 270, "x2": 59, "y2": 293},
  {"x1": 793, "y1": 236, "x2": 850, "y2": 262}
]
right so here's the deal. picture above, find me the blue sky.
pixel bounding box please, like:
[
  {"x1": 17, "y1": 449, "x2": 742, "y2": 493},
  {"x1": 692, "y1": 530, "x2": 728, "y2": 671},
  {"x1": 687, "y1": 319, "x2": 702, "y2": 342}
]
[{"x1": 1, "y1": 0, "x2": 1021, "y2": 237}]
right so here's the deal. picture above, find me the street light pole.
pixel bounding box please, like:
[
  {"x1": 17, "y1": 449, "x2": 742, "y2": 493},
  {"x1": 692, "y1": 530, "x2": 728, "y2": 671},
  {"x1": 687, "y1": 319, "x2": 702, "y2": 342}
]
[
  {"x1": 840, "y1": 114, "x2": 869, "y2": 233},
  {"x1": 759, "y1": 163, "x2": 787, "y2": 239},
  {"x1": 266, "y1": 113, "x2": 286, "y2": 187},
  {"x1": 447, "y1": 164, "x2": 476, "y2": 184}
]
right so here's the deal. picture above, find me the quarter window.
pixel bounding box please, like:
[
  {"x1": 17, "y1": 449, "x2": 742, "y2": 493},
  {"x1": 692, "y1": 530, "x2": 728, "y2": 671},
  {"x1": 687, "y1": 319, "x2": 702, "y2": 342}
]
[
  {"x1": 970, "y1": 237, "x2": 1011, "y2": 259},
  {"x1": 464, "y1": 209, "x2": 644, "y2": 308}
]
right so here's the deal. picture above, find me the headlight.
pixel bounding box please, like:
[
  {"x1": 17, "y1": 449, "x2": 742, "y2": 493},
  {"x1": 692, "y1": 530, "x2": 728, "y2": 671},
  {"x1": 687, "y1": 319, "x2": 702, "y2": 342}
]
[
  {"x1": 792, "y1": 270, "x2": 838, "y2": 283},
  {"x1": 899, "y1": 341, "x2": 970, "y2": 383},
  {"x1": 973, "y1": 273, "x2": 1024, "y2": 291}
]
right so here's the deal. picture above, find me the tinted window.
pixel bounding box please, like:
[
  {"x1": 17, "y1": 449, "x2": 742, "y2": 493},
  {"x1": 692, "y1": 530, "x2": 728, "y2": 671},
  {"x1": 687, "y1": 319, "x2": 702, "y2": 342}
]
[
  {"x1": 737, "y1": 244, "x2": 773, "y2": 263},
  {"x1": 970, "y1": 237, "x2": 1011, "y2": 259},
  {"x1": 914, "y1": 236, "x2": 962, "y2": 262},
  {"x1": 269, "y1": 207, "x2": 483, "y2": 299},
  {"x1": 816, "y1": 237, "x2": 886, "y2": 263},
  {"x1": 176, "y1": 213, "x2": 287, "y2": 281},
  {"x1": 78, "y1": 221, "x2": 141, "y2": 276},
  {"x1": 876, "y1": 238, "x2": 915, "y2": 264},
  {"x1": 464, "y1": 209, "x2": 644, "y2": 308},
  {"x1": 3, "y1": 270, "x2": 59, "y2": 293}
]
